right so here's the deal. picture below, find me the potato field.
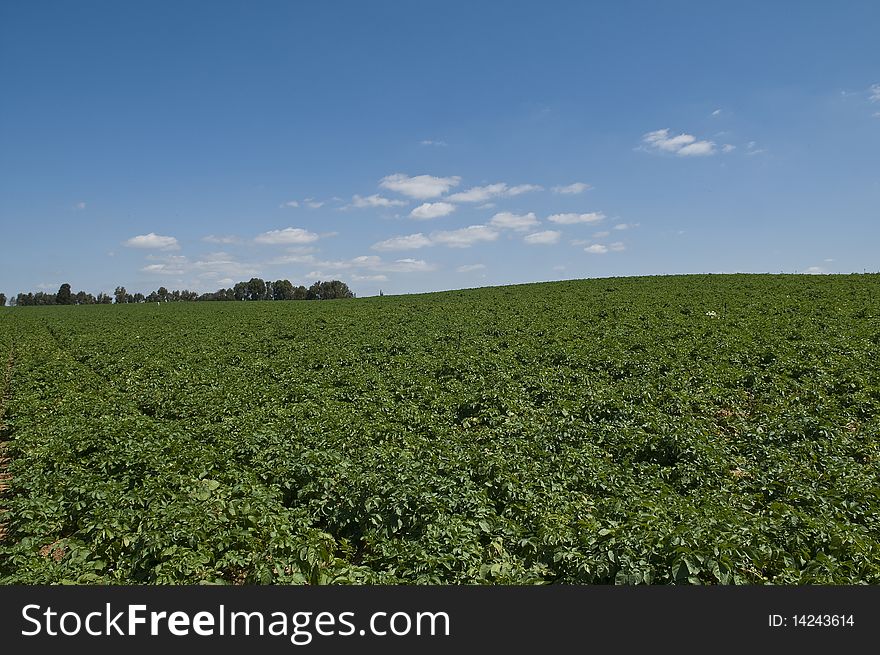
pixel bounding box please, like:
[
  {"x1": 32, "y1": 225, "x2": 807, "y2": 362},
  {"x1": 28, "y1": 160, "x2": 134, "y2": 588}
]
[{"x1": 0, "y1": 274, "x2": 878, "y2": 584}]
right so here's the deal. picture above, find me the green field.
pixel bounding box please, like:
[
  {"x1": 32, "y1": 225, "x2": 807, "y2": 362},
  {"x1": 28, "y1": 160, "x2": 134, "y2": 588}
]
[{"x1": 0, "y1": 274, "x2": 878, "y2": 584}]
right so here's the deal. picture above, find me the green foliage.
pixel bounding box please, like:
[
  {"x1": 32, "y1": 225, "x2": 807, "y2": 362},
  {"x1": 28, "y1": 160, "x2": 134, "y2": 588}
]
[{"x1": 0, "y1": 274, "x2": 878, "y2": 584}]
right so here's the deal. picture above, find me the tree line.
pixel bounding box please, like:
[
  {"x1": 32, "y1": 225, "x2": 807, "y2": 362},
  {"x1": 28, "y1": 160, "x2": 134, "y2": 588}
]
[{"x1": 2, "y1": 278, "x2": 354, "y2": 306}]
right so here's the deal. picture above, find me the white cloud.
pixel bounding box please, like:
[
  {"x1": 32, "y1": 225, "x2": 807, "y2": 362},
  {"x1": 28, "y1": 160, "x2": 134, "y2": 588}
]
[
  {"x1": 431, "y1": 225, "x2": 499, "y2": 248},
  {"x1": 269, "y1": 253, "x2": 318, "y2": 265},
  {"x1": 138, "y1": 252, "x2": 261, "y2": 287},
  {"x1": 191, "y1": 252, "x2": 261, "y2": 279},
  {"x1": 124, "y1": 233, "x2": 180, "y2": 250},
  {"x1": 280, "y1": 200, "x2": 299, "y2": 208},
  {"x1": 613, "y1": 223, "x2": 638, "y2": 231},
  {"x1": 456, "y1": 264, "x2": 486, "y2": 273},
  {"x1": 372, "y1": 233, "x2": 433, "y2": 251},
  {"x1": 446, "y1": 183, "x2": 509, "y2": 203},
  {"x1": 548, "y1": 212, "x2": 605, "y2": 224},
  {"x1": 142, "y1": 263, "x2": 174, "y2": 274},
  {"x1": 507, "y1": 184, "x2": 543, "y2": 196},
  {"x1": 381, "y1": 258, "x2": 435, "y2": 273},
  {"x1": 380, "y1": 173, "x2": 461, "y2": 199},
  {"x1": 305, "y1": 199, "x2": 325, "y2": 209},
  {"x1": 711, "y1": 109, "x2": 722, "y2": 117},
  {"x1": 75, "y1": 201, "x2": 87, "y2": 210},
  {"x1": 350, "y1": 194, "x2": 407, "y2": 208},
  {"x1": 420, "y1": 139, "x2": 447, "y2": 147},
  {"x1": 352, "y1": 274, "x2": 389, "y2": 282},
  {"x1": 870, "y1": 84, "x2": 880, "y2": 102},
  {"x1": 592, "y1": 231, "x2": 610, "y2": 238},
  {"x1": 801, "y1": 266, "x2": 825, "y2": 274},
  {"x1": 642, "y1": 128, "x2": 716, "y2": 156},
  {"x1": 410, "y1": 202, "x2": 456, "y2": 220},
  {"x1": 722, "y1": 144, "x2": 736, "y2": 153},
  {"x1": 746, "y1": 141, "x2": 767, "y2": 156},
  {"x1": 584, "y1": 244, "x2": 608, "y2": 254},
  {"x1": 303, "y1": 254, "x2": 436, "y2": 275},
  {"x1": 524, "y1": 230, "x2": 561, "y2": 245},
  {"x1": 489, "y1": 211, "x2": 539, "y2": 232},
  {"x1": 676, "y1": 141, "x2": 715, "y2": 156},
  {"x1": 254, "y1": 227, "x2": 320, "y2": 245},
  {"x1": 609, "y1": 241, "x2": 626, "y2": 252},
  {"x1": 203, "y1": 234, "x2": 241, "y2": 244},
  {"x1": 552, "y1": 182, "x2": 591, "y2": 195},
  {"x1": 446, "y1": 182, "x2": 541, "y2": 203}
]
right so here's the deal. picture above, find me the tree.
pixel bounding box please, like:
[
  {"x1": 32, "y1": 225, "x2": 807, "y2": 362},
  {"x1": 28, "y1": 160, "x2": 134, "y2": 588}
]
[
  {"x1": 97, "y1": 292, "x2": 112, "y2": 304},
  {"x1": 157, "y1": 287, "x2": 169, "y2": 302},
  {"x1": 308, "y1": 280, "x2": 354, "y2": 300},
  {"x1": 0, "y1": 293, "x2": 5, "y2": 307},
  {"x1": 246, "y1": 277, "x2": 266, "y2": 301},
  {"x1": 114, "y1": 286, "x2": 128, "y2": 304},
  {"x1": 233, "y1": 282, "x2": 247, "y2": 301},
  {"x1": 272, "y1": 279, "x2": 296, "y2": 300},
  {"x1": 56, "y1": 283, "x2": 73, "y2": 305}
]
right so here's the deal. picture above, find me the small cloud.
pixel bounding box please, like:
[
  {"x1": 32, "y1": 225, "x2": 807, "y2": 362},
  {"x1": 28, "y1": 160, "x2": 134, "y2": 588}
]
[
  {"x1": 124, "y1": 233, "x2": 180, "y2": 250},
  {"x1": 142, "y1": 263, "x2": 172, "y2": 273},
  {"x1": 870, "y1": 84, "x2": 880, "y2": 103},
  {"x1": 352, "y1": 274, "x2": 389, "y2": 282},
  {"x1": 430, "y1": 225, "x2": 499, "y2": 248},
  {"x1": 203, "y1": 234, "x2": 241, "y2": 245},
  {"x1": 552, "y1": 182, "x2": 591, "y2": 195},
  {"x1": 489, "y1": 211, "x2": 539, "y2": 232},
  {"x1": 75, "y1": 201, "x2": 87, "y2": 210},
  {"x1": 711, "y1": 109, "x2": 722, "y2": 117},
  {"x1": 380, "y1": 173, "x2": 461, "y2": 199},
  {"x1": 745, "y1": 141, "x2": 767, "y2": 156},
  {"x1": 420, "y1": 139, "x2": 448, "y2": 147},
  {"x1": 613, "y1": 223, "x2": 638, "y2": 231},
  {"x1": 305, "y1": 199, "x2": 325, "y2": 209},
  {"x1": 410, "y1": 202, "x2": 456, "y2": 220},
  {"x1": 372, "y1": 233, "x2": 433, "y2": 251},
  {"x1": 824, "y1": 258, "x2": 835, "y2": 263},
  {"x1": 584, "y1": 244, "x2": 608, "y2": 254},
  {"x1": 722, "y1": 144, "x2": 736, "y2": 153},
  {"x1": 592, "y1": 231, "x2": 610, "y2": 238},
  {"x1": 801, "y1": 266, "x2": 825, "y2": 274},
  {"x1": 524, "y1": 230, "x2": 561, "y2": 245},
  {"x1": 447, "y1": 182, "x2": 541, "y2": 203},
  {"x1": 381, "y1": 258, "x2": 435, "y2": 273},
  {"x1": 507, "y1": 184, "x2": 543, "y2": 196},
  {"x1": 254, "y1": 227, "x2": 320, "y2": 245},
  {"x1": 548, "y1": 212, "x2": 605, "y2": 224},
  {"x1": 609, "y1": 241, "x2": 626, "y2": 252},
  {"x1": 456, "y1": 264, "x2": 486, "y2": 273},
  {"x1": 217, "y1": 278, "x2": 234, "y2": 287},
  {"x1": 446, "y1": 183, "x2": 508, "y2": 203},
  {"x1": 642, "y1": 128, "x2": 716, "y2": 156},
  {"x1": 280, "y1": 200, "x2": 300, "y2": 208},
  {"x1": 552, "y1": 264, "x2": 565, "y2": 271},
  {"x1": 350, "y1": 194, "x2": 407, "y2": 208}
]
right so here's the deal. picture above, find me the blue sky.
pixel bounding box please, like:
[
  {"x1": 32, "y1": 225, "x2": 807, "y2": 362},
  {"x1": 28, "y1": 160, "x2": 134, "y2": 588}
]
[{"x1": 1, "y1": 1, "x2": 878, "y2": 298}]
